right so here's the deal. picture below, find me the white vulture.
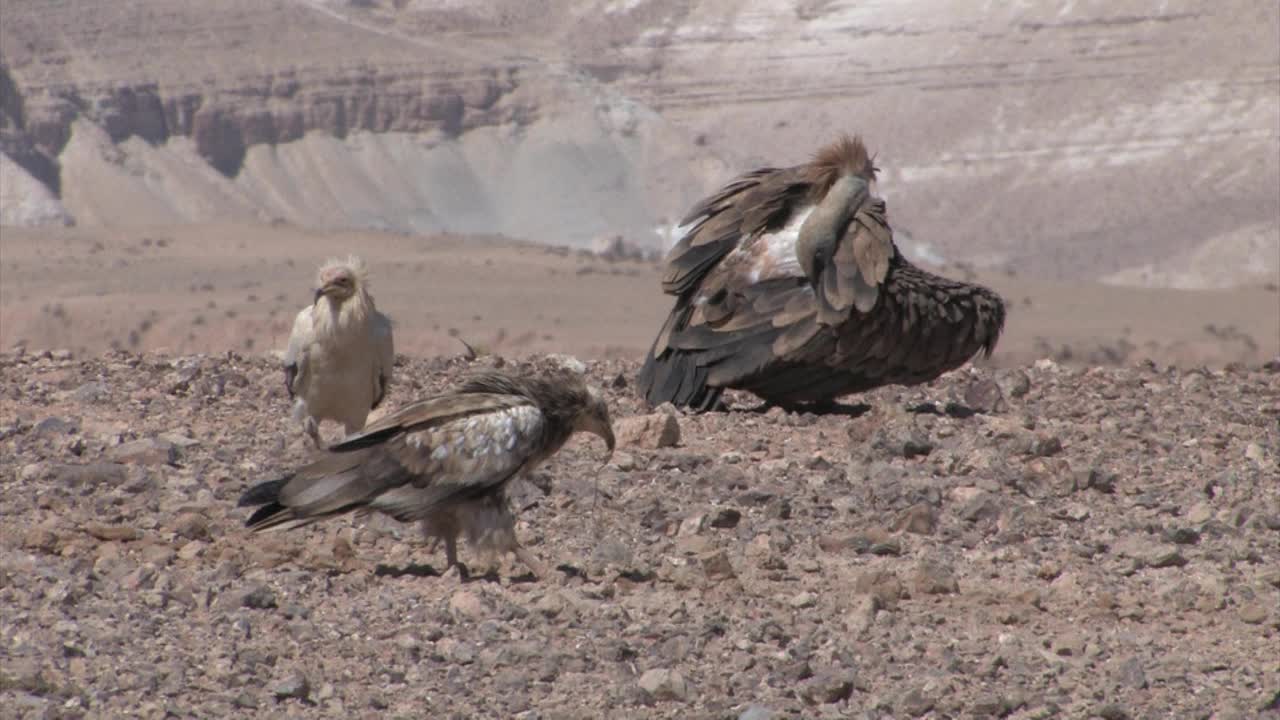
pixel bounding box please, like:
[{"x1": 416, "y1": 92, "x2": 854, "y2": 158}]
[
  {"x1": 239, "y1": 369, "x2": 616, "y2": 578},
  {"x1": 637, "y1": 134, "x2": 1007, "y2": 412},
  {"x1": 283, "y1": 256, "x2": 394, "y2": 447}
]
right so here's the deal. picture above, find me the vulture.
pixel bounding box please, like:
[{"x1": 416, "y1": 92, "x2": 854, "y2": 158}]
[
  {"x1": 637, "y1": 135, "x2": 1006, "y2": 411},
  {"x1": 239, "y1": 369, "x2": 616, "y2": 578},
  {"x1": 284, "y1": 256, "x2": 395, "y2": 448}
]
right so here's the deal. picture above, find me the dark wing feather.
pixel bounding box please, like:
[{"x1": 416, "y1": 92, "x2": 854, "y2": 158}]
[
  {"x1": 661, "y1": 167, "x2": 809, "y2": 296},
  {"x1": 240, "y1": 394, "x2": 548, "y2": 531},
  {"x1": 330, "y1": 392, "x2": 530, "y2": 452},
  {"x1": 639, "y1": 165, "x2": 817, "y2": 408},
  {"x1": 811, "y1": 198, "x2": 892, "y2": 325},
  {"x1": 283, "y1": 364, "x2": 297, "y2": 399}
]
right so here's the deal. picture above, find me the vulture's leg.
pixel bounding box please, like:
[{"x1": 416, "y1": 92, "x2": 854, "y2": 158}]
[
  {"x1": 443, "y1": 533, "x2": 459, "y2": 570},
  {"x1": 302, "y1": 416, "x2": 324, "y2": 449}
]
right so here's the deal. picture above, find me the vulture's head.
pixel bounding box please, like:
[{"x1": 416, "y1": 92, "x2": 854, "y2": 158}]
[
  {"x1": 314, "y1": 256, "x2": 369, "y2": 304},
  {"x1": 573, "y1": 385, "x2": 616, "y2": 456}
]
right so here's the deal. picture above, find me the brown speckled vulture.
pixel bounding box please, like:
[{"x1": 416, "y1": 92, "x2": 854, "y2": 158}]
[
  {"x1": 239, "y1": 369, "x2": 615, "y2": 578},
  {"x1": 637, "y1": 135, "x2": 1006, "y2": 411}
]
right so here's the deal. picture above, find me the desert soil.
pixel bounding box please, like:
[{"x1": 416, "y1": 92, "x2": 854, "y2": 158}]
[
  {"x1": 2, "y1": 223, "x2": 1276, "y2": 369},
  {"x1": 1, "y1": 346, "x2": 1277, "y2": 719}
]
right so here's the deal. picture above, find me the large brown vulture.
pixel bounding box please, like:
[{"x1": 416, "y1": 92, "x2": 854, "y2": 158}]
[
  {"x1": 239, "y1": 369, "x2": 615, "y2": 577},
  {"x1": 637, "y1": 135, "x2": 1006, "y2": 411}
]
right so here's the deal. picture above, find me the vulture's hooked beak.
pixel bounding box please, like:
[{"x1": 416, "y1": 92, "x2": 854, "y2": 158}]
[
  {"x1": 313, "y1": 281, "x2": 339, "y2": 304},
  {"x1": 592, "y1": 422, "x2": 616, "y2": 469}
]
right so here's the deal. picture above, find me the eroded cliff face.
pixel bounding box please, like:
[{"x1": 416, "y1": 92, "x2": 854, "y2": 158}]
[
  {"x1": 1, "y1": 59, "x2": 522, "y2": 187},
  {"x1": 1, "y1": 0, "x2": 1276, "y2": 288},
  {"x1": 0, "y1": 0, "x2": 729, "y2": 247}
]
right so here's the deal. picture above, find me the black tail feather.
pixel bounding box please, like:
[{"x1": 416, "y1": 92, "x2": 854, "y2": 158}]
[
  {"x1": 238, "y1": 478, "x2": 286, "y2": 508},
  {"x1": 245, "y1": 501, "x2": 291, "y2": 529}
]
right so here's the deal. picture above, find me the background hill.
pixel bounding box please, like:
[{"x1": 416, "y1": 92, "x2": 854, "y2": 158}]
[{"x1": 3, "y1": 0, "x2": 1277, "y2": 288}]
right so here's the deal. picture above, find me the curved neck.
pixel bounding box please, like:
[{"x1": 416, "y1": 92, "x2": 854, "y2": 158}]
[{"x1": 796, "y1": 174, "x2": 868, "y2": 278}]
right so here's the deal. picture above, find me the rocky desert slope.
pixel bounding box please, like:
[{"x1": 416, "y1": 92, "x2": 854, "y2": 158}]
[
  {"x1": 3, "y1": 0, "x2": 1277, "y2": 287},
  {"x1": 1, "y1": 348, "x2": 1277, "y2": 718}
]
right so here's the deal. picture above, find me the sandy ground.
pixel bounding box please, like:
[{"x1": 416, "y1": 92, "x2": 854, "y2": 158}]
[
  {"x1": 0, "y1": 350, "x2": 1277, "y2": 719},
  {"x1": 1, "y1": 223, "x2": 1277, "y2": 369}
]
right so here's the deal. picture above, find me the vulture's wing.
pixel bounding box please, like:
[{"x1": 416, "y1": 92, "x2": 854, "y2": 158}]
[
  {"x1": 639, "y1": 164, "x2": 818, "y2": 408},
  {"x1": 371, "y1": 310, "x2": 394, "y2": 409},
  {"x1": 811, "y1": 198, "x2": 894, "y2": 325},
  {"x1": 282, "y1": 307, "x2": 314, "y2": 399},
  {"x1": 242, "y1": 392, "x2": 546, "y2": 531},
  {"x1": 661, "y1": 167, "x2": 810, "y2": 296},
  {"x1": 645, "y1": 191, "x2": 898, "y2": 400}
]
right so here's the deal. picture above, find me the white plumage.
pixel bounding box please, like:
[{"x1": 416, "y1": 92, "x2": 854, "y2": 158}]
[{"x1": 283, "y1": 255, "x2": 394, "y2": 448}]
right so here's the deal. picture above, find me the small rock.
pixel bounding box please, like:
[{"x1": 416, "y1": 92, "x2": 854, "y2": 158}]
[
  {"x1": 140, "y1": 544, "x2": 176, "y2": 566},
  {"x1": 997, "y1": 369, "x2": 1031, "y2": 398},
  {"x1": 1166, "y1": 527, "x2": 1200, "y2": 545},
  {"x1": 1096, "y1": 703, "x2": 1129, "y2": 720},
  {"x1": 22, "y1": 527, "x2": 59, "y2": 552},
  {"x1": 272, "y1": 671, "x2": 310, "y2": 701},
  {"x1": 899, "y1": 687, "x2": 936, "y2": 717},
  {"x1": 544, "y1": 353, "x2": 587, "y2": 374},
  {"x1": 910, "y1": 561, "x2": 959, "y2": 595},
  {"x1": 159, "y1": 431, "x2": 201, "y2": 448},
  {"x1": 1186, "y1": 503, "x2": 1214, "y2": 524},
  {"x1": 789, "y1": 591, "x2": 818, "y2": 609},
  {"x1": 242, "y1": 585, "x2": 278, "y2": 610},
  {"x1": 960, "y1": 492, "x2": 1001, "y2": 523},
  {"x1": 1085, "y1": 468, "x2": 1118, "y2": 493},
  {"x1": 964, "y1": 379, "x2": 1006, "y2": 413},
  {"x1": 738, "y1": 704, "x2": 774, "y2": 720},
  {"x1": 1109, "y1": 656, "x2": 1148, "y2": 689},
  {"x1": 73, "y1": 381, "x2": 109, "y2": 404},
  {"x1": 698, "y1": 549, "x2": 736, "y2": 581},
  {"x1": 854, "y1": 569, "x2": 905, "y2": 608},
  {"x1": 800, "y1": 672, "x2": 854, "y2": 705},
  {"x1": 892, "y1": 503, "x2": 937, "y2": 535},
  {"x1": 1052, "y1": 632, "x2": 1086, "y2": 657},
  {"x1": 534, "y1": 592, "x2": 565, "y2": 619},
  {"x1": 608, "y1": 451, "x2": 636, "y2": 471},
  {"x1": 177, "y1": 540, "x2": 207, "y2": 560},
  {"x1": 84, "y1": 522, "x2": 141, "y2": 542},
  {"x1": 450, "y1": 590, "x2": 486, "y2": 619},
  {"x1": 1147, "y1": 551, "x2": 1188, "y2": 569},
  {"x1": 35, "y1": 416, "x2": 78, "y2": 438},
  {"x1": 170, "y1": 512, "x2": 210, "y2": 541},
  {"x1": 678, "y1": 513, "x2": 707, "y2": 536},
  {"x1": 638, "y1": 668, "x2": 689, "y2": 702},
  {"x1": 50, "y1": 348, "x2": 73, "y2": 361},
  {"x1": 1028, "y1": 434, "x2": 1063, "y2": 457},
  {"x1": 615, "y1": 412, "x2": 681, "y2": 449},
  {"x1": 844, "y1": 594, "x2": 880, "y2": 635},
  {"x1": 1238, "y1": 603, "x2": 1269, "y2": 625},
  {"x1": 53, "y1": 462, "x2": 127, "y2": 488},
  {"x1": 107, "y1": 438, "x2": 178, "y2": 466}
]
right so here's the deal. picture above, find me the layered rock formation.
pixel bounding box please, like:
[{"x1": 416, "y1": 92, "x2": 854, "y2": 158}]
[{"x1": 1, "y1": 0, "x2": 1276, "y2": 288}]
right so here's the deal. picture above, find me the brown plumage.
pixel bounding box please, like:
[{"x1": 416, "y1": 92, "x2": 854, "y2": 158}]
[
  {"x1": 637, "y1": 134, "x2": 1006, "y2": 411},
  {"x1": 239, "y1": 369, "x2": 615, "y2": 577}
]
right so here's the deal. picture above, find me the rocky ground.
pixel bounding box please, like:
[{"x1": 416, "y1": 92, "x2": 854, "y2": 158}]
[{"x1": 1, "y1": 348, "x2": 1278, "y2": 719}]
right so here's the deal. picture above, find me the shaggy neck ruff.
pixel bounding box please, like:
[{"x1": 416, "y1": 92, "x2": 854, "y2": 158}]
[{"x1": 313, "y1": 290, "x2": 374, "y2": 339}]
